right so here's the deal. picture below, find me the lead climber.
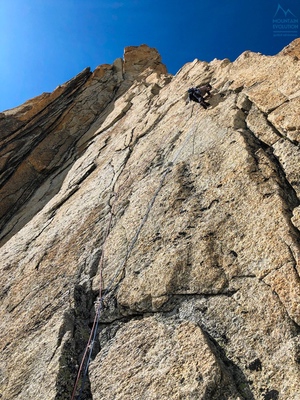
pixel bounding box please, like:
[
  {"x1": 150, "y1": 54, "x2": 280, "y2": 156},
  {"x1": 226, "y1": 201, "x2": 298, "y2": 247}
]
[{"x1": 187, "y1": 83, "x2": 212, "y2": 109}]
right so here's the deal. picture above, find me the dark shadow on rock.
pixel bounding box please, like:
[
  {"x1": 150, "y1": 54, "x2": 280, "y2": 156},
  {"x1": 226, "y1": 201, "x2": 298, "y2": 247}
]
[{"x1": 204, "y1": 330, "x2": 255, "y2": 400}]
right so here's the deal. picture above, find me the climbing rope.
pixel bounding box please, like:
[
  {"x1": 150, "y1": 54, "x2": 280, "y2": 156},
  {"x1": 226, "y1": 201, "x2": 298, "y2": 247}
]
[
  {"x1": 71, "y1": 122, "x2": 196, "y2": 400},
  {"x1": 70, "y1": 202, "x2": 115, "y2": 400}
]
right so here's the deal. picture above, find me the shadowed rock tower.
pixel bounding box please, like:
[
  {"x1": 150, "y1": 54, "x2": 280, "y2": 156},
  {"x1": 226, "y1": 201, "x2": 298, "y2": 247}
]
[{"x1": 0, "y1": 41, "x2": 300, "y2": 399}]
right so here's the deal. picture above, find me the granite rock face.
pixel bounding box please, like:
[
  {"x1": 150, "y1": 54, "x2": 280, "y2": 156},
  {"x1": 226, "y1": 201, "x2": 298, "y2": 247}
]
[{"x1": 1, "y1": 41, "x2": 300, "y2": 399}]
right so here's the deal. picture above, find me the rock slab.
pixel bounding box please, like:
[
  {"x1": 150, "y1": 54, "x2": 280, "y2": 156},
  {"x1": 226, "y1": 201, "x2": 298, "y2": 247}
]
[{"x1": 1, "y1": 41, "x2": 300, "y2": 399}]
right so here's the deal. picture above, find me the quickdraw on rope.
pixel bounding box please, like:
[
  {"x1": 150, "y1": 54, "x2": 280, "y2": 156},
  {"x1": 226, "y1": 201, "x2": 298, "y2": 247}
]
[{"x1": 71, "y1": 124, "x2": 196, "y2": 400}]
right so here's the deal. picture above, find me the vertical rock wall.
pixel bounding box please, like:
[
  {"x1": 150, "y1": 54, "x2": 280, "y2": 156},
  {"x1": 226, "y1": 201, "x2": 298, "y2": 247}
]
[{"x1": 0, "y1": 41, "x2": 300, "y2": 399}]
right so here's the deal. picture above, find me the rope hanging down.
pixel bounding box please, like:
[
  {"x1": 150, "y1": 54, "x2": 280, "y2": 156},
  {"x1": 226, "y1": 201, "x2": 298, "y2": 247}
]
[
  {"x1": 71, "y1": 125, "x2": 196, "y2": 400},
  {"x1": 70, "y1": 207, "x2": 114, "y2": 400}
]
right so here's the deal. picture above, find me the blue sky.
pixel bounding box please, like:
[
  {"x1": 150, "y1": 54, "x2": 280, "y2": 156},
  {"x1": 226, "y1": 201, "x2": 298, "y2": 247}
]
[{"x1": 0, "y1": 0, "x2": 299, "y2": 111}]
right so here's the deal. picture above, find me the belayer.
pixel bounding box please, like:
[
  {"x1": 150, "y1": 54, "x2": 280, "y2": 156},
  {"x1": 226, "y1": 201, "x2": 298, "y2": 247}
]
[{"x1": 187, "y1": 83, "x2": 212, "y2": 109}]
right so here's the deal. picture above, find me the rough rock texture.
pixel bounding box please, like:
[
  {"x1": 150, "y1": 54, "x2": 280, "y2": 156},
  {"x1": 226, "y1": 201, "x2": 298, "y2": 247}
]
[{"x1": 1, "y1": 41, "x2": 300, "y2": 400}]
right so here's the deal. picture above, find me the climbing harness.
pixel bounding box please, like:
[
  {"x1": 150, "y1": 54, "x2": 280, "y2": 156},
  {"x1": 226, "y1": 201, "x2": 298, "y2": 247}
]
[{"x1": 71, "y1": 122, "x2": 196, "y2": 400}]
